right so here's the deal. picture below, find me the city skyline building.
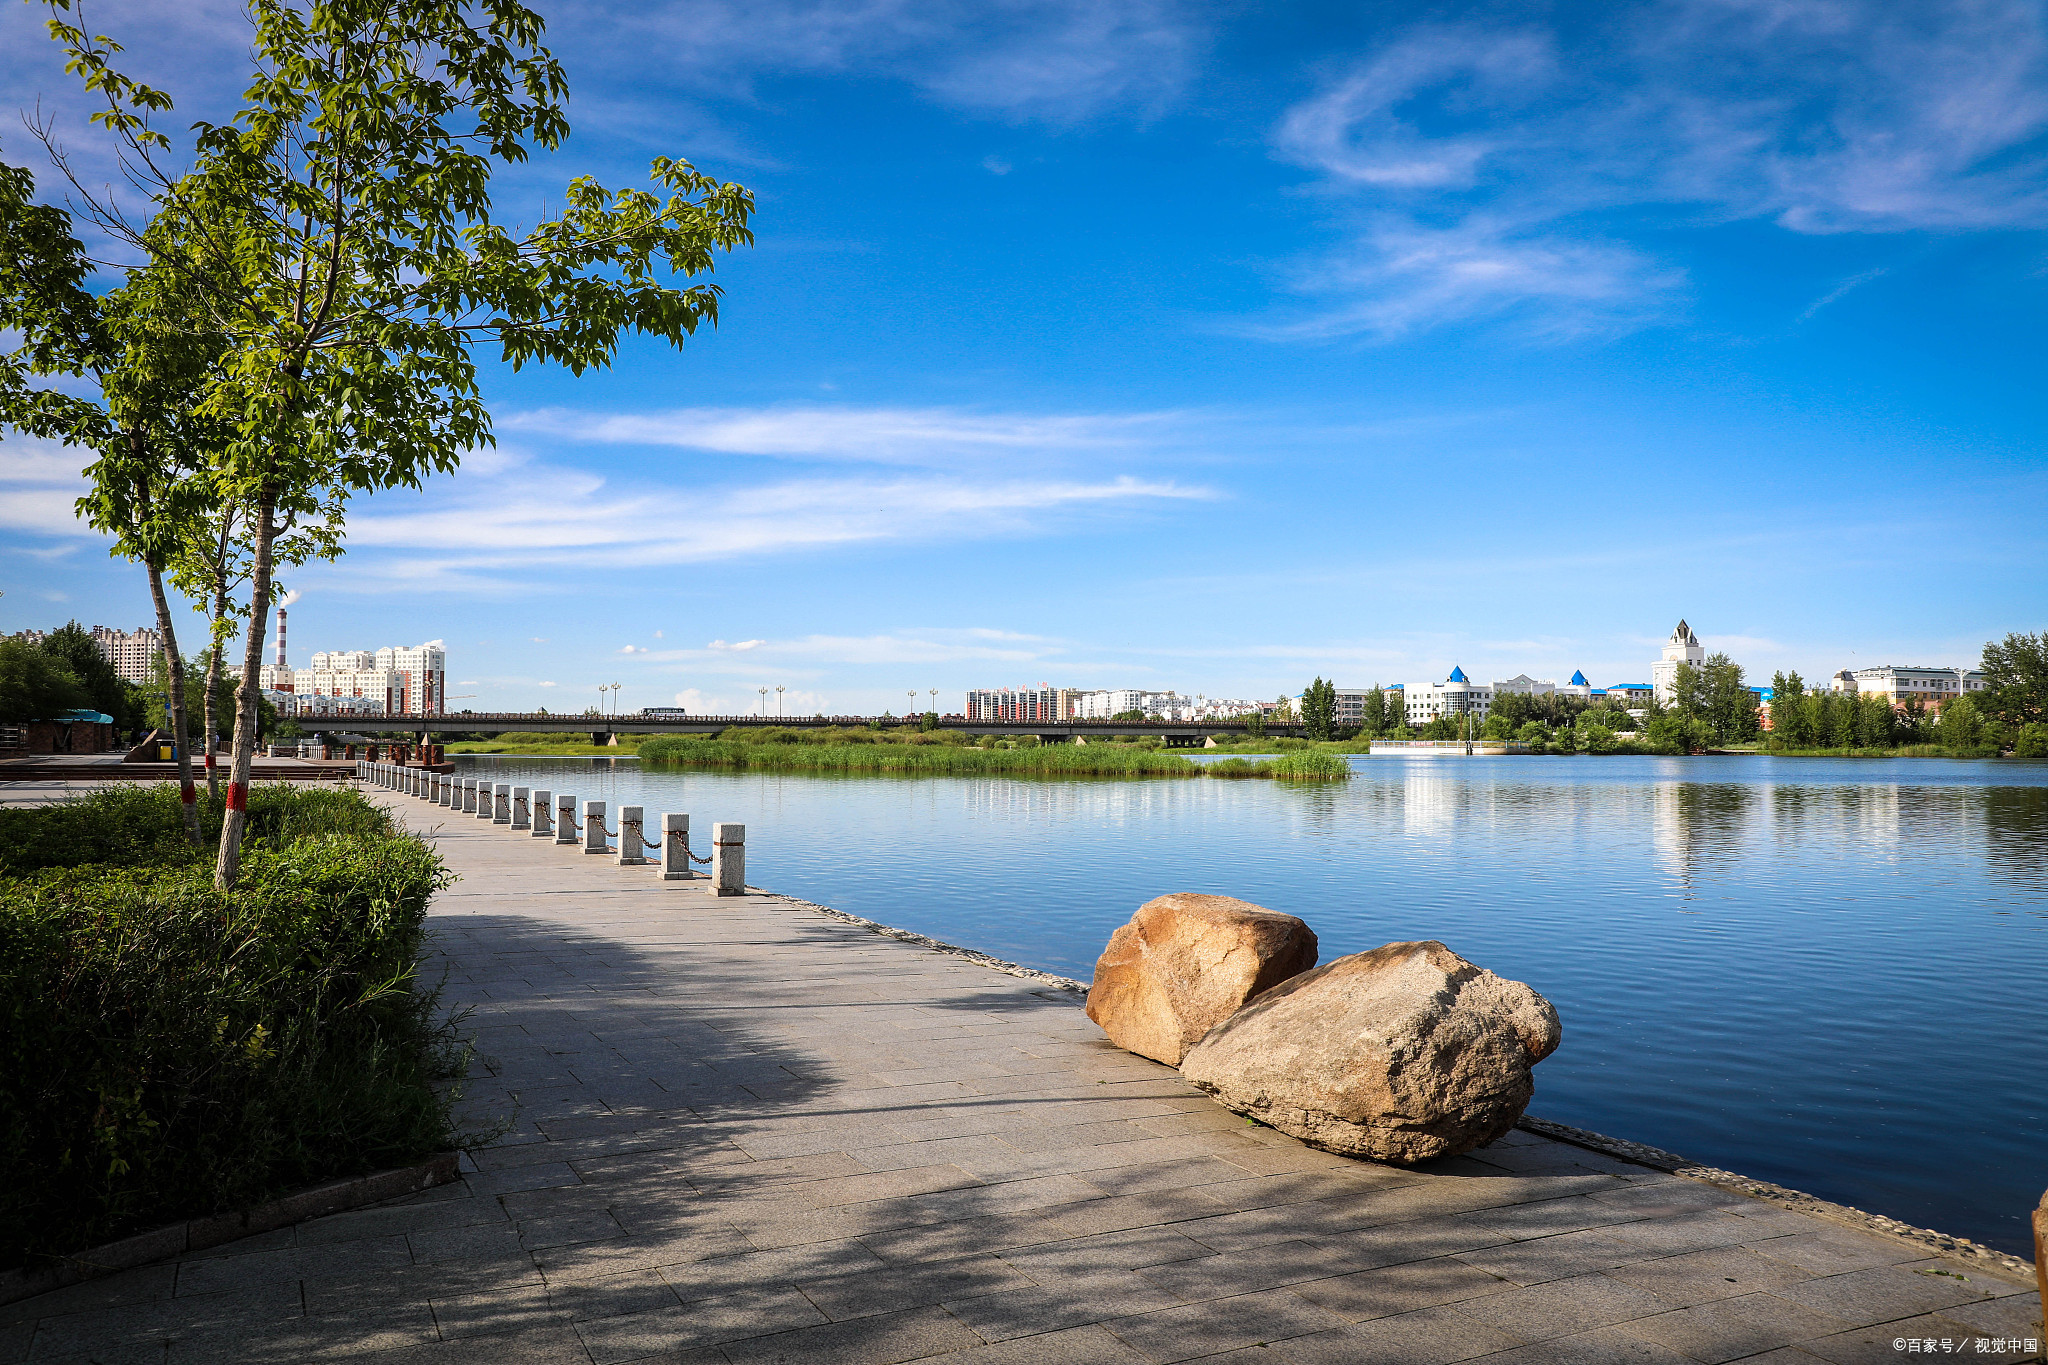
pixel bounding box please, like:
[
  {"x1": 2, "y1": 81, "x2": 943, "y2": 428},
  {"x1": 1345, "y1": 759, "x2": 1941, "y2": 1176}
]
[{"x1": 90, "y1": 624, "x2": 162, "y2": 685}]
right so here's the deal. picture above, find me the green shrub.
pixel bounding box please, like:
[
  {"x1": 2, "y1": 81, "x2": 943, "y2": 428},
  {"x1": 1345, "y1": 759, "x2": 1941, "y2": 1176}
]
[
  {"x1": 0, "y1": 787, "x2": 461, "y2": 1270},
  {"x1": 0, "y1": 783, "x2": 395, "y2": 877}
]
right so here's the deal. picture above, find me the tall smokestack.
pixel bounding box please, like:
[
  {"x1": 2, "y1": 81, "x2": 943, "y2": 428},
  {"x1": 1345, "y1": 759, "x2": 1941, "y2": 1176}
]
[{"x1": 275, "y1": 608, "x2": 287, "y2": 668}]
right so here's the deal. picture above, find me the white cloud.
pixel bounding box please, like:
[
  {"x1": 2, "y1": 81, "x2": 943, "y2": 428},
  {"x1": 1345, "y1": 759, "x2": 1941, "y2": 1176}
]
[
  {"x1": 613, "y1": 0, "x2": 1211, "y2": 124},
  {"x1": 539, "y1": 680, "x2": 557, "y2": 687},
  {"x1": 1266, "y1": 0, "x2": 2048, "y2": 339},
  {"x1": 502, "y1": 404, "x2": 1178, "y2": 467},
  {"x1": 709, "y1": 639, "x2": 766, "y2": 651},
  {"x1": 620, "y1": 644, "x2": 649, "y2": 654},
  {"x1": 0, "y1": 437, "x2": 97, "y2": 539},
  {"x1": 333, "y1": 465, "x2": 1209, "y2": 589}
]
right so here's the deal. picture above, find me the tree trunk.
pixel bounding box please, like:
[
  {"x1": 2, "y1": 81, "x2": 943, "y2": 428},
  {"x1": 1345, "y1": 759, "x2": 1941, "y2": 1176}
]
[
  {"x1": 144, "y1": 556, "x2": 202, "y2": 845},
  {"x1": 201, "y1": 512, "x2": 236, "y2": 801},
  {"x1": 201, "y1": 642, "x2": 222, "y2": 801},
  {"x1": 214, "y1": 485, "x2": 277, "y2": 889}
]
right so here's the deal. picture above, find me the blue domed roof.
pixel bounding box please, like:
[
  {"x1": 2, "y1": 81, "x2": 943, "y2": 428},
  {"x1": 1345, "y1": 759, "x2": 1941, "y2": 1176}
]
[
  {"x1": 1448, "y1": 665, "x2": 1467, "y2": 683},
  {"x1": 1569, "y1": 670, "x2": 1588, "y2": 686}
]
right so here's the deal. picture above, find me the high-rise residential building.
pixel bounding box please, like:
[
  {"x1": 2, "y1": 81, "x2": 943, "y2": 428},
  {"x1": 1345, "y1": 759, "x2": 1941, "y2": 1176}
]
[
  {"x1": 263, "y1": 641, "x2": 446, "y2": 716},
  {"x1": 375, "y1": 643, "x2": 447, "y2": 715},
  {"x1": 1651, "y1": 619, "x2": 1705, "y2": 703},
  {"x1": 91, "y1": 625, "x2": 162, "y2": 684},
  {"x1": 965, "y1": 685, "x2": 1066, "y2": 724}
]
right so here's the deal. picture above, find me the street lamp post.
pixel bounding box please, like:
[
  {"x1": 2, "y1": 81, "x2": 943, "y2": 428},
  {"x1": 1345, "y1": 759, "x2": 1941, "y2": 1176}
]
[
  {"x1": 776, "y1": 685, "x2": 784, "y2": 717},
  {"x1": 758, "y1": 686, "x2": 767, "y2": 716},
  {"x1": 929, "y1": 688, "x2": 937, "y2": 717}
]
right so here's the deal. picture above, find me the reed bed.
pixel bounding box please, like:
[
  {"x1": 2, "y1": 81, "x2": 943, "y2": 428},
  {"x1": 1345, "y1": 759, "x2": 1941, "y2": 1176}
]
[{"x1": 637, "y1": 736, "x2": 1201, "y2": 775}]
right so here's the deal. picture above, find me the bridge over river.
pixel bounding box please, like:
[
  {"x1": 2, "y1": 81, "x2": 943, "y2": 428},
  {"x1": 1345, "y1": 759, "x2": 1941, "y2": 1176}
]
[{"x1": 318, "y1": 712, "x2": 1308, "y2": 747}]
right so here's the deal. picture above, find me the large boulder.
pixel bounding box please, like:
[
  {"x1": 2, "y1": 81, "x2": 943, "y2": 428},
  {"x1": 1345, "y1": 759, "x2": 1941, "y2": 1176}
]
[
  {"x1": 1084, "y1": 893, "x2": 1318, "y2": 1066},
  {"x1": 1180, "y1": 940, "x2": 1560, "y2": 1164}
]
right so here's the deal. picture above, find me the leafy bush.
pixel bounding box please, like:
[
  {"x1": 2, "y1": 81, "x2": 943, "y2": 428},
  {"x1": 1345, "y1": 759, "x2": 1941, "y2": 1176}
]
[
  {"x1": 0, "y1": 786, "x2": 460, "y2": 1269},
  {"x1": 0, "y1": 783, "x2": 392, "y2": 876}
]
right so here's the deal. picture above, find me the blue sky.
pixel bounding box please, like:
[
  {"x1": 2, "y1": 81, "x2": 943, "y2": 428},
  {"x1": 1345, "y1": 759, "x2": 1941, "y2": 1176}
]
[{"x1": 3, "y1": 0, "x2": 2045, "y2": 715}]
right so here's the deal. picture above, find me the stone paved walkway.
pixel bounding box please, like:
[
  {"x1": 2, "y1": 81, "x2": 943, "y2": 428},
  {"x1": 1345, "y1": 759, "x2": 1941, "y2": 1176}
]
[{"x1": 8, "y1": 790, "x2": 2042, "y2": 1364}]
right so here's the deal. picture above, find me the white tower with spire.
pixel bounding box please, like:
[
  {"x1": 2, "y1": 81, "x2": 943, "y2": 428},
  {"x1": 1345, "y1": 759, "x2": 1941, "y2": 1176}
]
[{"x1": 1651, "y1": 619, "x2": 1705, "y2": 704}]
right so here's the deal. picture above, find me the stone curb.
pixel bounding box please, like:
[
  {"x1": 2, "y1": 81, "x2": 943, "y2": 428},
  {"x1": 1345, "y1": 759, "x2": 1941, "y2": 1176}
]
[
  {"x1": 0, "y1": 1152, "x2": 460, "y2": 1308},
  {"x1": 751, "y1": 888, "x2": 2038, "y2": 1294},
  {"x1": 755, "y1": 889, "x2": 1090, "y2": 995},
  {"x1": 1520, "y1": 1115, "x2": 2040, "y2": 1288}
]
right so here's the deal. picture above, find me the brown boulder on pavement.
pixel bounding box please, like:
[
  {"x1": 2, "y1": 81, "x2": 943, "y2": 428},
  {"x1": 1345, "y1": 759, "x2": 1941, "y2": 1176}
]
[
  {"x1": 1084, "y1": 893, "x2": 1318, "y2": 1066},
  {"x1": 1180, "y1": 939, "x2": 1560, "y2": 1164}
]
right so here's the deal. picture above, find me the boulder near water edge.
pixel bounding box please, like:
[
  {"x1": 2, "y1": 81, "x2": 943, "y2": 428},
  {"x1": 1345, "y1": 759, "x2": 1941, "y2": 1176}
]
[
  {"x1": 1180, "y1": 939, "x2": 1561, "y2": 1164},
  {"x1": 1084, "y1": 893, "x2": 1318, "y2": 1066}
]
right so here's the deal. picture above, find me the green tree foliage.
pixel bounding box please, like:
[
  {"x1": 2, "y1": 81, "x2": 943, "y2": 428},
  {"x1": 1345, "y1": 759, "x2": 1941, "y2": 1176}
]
[
  {"x1": 1300, "y1": 677, "x2": 1336, "y2": 741},
  {"x1": 1669, "y1": 653, "x2": 1758, "y2": 745},
  {"x1": 29, "y1": 0, "x2": 754, "y2": 886},
  {"x1": 0, "y1": 638, "x2": 86, "y2": 723},
  {"x1": 27, "y1": 623, "x2": 143, "y2": 732},
  {"x1": 1977, "y1": 631, "x2": 2048, "y2": 729}
]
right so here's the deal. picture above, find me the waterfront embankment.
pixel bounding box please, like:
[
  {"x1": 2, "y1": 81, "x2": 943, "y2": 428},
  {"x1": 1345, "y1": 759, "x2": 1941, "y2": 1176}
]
[{"x1": 5, "y1": 778, "x2": 2037, "y2": 1362}]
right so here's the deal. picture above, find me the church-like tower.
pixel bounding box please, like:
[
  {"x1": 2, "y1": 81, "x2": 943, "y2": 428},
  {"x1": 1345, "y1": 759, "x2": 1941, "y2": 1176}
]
[{"x1": 1651, "y1": 619, "x2": 1704, "y2": 703}]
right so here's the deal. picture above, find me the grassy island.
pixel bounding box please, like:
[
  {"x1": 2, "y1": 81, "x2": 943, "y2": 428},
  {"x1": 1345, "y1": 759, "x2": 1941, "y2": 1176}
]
[{"x1": 635, "y1": 727, "x2": 1351, "y2": 778}]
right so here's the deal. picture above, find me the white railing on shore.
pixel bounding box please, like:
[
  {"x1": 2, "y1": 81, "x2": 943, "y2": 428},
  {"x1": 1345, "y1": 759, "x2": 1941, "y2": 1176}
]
[{"x1": 357, "y1": 758, "x2": 745, "y2": 894}]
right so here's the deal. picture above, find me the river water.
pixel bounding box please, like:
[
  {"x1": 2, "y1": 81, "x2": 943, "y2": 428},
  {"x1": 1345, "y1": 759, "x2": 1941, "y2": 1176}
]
[{"x1": 448, "y1": 753, "x2": 2048, "y2": 1256}]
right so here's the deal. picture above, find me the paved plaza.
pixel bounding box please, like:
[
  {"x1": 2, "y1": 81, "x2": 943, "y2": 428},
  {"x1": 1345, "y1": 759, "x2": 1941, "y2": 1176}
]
[{"x1": 5, "y1": 786, "x2": 2041, "y2": 1364}]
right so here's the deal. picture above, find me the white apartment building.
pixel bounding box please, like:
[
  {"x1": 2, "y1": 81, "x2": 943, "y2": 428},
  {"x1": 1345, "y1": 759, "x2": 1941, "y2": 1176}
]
[
  {"x1": 1069, "y1": 689, "x2": 1203, "y2": 721},
  {"x1": 1651, "y1": 620, "x2": 1705, "y2": 704},
  {"x1": 1833, "y1": 665, "x2": 1985, "y2": 711},
  {"x1": 1403, "y1": 667, "x2": 1493, "y2": 724},
  {"x1": 1491, "y1": 670, "x2": 1597, "y2": 701},
  {"x1": 260, "y1": 642, "x2": 447, "y2": 716},
  {"x1": 376, "y1": 643, "x2": 447, "y2": 716},
  {"x1": 92, "y1": 625, "x2": 163, "y2": 684}
]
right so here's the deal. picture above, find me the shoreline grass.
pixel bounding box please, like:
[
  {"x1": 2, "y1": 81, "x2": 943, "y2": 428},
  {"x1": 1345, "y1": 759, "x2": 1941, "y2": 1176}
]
[{"x1": 636, "y1": 733, "x2": 1353, "y2": 778}]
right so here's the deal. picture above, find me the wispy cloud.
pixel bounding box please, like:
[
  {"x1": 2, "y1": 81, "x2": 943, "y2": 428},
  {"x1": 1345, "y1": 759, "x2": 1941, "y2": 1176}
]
[
  {"x1": 1266, "y1": 0, "x2": 2048, "y2": 340},
  {"x1": 502, "y1": 404, "x2": 1180, "y2": 467},
  {"x1": 611, "y1": 0, "x2": 1212, "y2": 124},
  {"x1": 1798, "y1": 267, "x2": 1890, "y2": 321},
  {"x1": 324, "y1": 462, "x2": 1211, "y2": 594}
]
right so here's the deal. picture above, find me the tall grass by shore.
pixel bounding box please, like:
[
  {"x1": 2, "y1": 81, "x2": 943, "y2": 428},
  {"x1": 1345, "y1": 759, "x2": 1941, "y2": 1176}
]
[
  {"x1": 637, "y1": 735, "x2": 1201, "y2": 775},
  {"x1": 636, "y1": 731, "x2": 1353, "y2": 778}
]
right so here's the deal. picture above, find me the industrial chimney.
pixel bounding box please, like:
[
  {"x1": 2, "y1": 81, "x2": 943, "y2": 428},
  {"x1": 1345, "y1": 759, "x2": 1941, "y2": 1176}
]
[{"x1": 275, "y1": 607, "x2": 288, "y2": 676}]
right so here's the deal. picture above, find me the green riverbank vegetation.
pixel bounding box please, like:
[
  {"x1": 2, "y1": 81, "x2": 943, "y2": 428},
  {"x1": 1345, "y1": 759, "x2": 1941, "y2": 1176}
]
[
  {"x1": 638, "y1": 727, "x2": 1349, "y2": 777},
  {"x1": 0, "y1": 786, "x2": 468, "y2": 1270}
]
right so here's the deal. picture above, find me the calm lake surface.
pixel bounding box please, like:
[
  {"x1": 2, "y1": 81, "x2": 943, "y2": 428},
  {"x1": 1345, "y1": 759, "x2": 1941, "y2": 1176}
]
[{"x1": 450, "y1": 753, "x2": 2048, "y2": 1256}]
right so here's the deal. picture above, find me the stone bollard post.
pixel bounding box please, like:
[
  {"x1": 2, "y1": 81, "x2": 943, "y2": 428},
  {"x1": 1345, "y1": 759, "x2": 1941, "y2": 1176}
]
[
  {"x1": 711, "y1": 823, "x2": 745, "y2": 896},
  {"x1": 492, "y1": 782, "x2": 511, "y2": 824},
  {"x1": 582, "y1": 800, "x2": 609, "y2": 855},
  {"x1": 411, "y1": 768, "x2": 423, "y2": 798},
  {"x1": 532, "y1": 789, "x2": 553, "y2": 838},
  {"x1": 616, "y1": 805, "x2": 649, "y2": 866},
  {"x1": 462, "y1": 778, "x2": 478, "y2": 814},
  {"x1": 511, "y1": 786, "x2": 530, "y2": 830},
  {"x1": 661, "y1": 813, "x2": 694, "y2": 881},
  {"x1": 435, "y1": 774, "x2": 450, "y2": 806},
  {"x1": 555, "y1": 794, "x2": 578, "y2": 845}
]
